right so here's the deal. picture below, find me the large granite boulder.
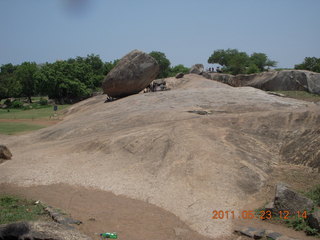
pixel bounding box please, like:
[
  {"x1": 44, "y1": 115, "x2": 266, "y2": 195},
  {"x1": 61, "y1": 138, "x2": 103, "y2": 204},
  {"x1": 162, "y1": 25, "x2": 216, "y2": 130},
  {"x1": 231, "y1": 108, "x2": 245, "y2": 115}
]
[
  {"x1": 189, "y1": 64, "x2": 204, "y2": 75},
  {"x1": 267, "y1": 183, "x2": 314, "y2": 216},
  {"x1": 0, "y1": 145, "x2": 12, "y2": 160},
  {"x1": 102, "y1": 50, "x2": 159, "y2": 98}
]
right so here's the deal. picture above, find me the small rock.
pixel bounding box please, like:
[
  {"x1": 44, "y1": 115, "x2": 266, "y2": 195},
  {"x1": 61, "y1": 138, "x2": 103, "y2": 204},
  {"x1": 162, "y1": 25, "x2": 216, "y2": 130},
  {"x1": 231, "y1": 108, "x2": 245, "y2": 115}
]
[
  {"x1": 266, "y1": 230, "x2": 282, "y2": 240},
  {"x1": 175, "y1": 72, "x2": 184, "y2": 78},
  {"x1": 0, "y1": 145, "x2": 12, "y2": 160}
]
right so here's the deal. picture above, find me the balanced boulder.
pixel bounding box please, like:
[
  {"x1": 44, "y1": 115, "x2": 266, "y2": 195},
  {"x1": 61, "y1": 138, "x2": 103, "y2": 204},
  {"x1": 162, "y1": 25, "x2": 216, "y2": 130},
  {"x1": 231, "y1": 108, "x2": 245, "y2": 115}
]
[
  {"x1": 0, "y1": 145, "x2": 12, "y2": 160},
  {"x1": 102, "y1": 50, "x2": 159, "y2": 98}
]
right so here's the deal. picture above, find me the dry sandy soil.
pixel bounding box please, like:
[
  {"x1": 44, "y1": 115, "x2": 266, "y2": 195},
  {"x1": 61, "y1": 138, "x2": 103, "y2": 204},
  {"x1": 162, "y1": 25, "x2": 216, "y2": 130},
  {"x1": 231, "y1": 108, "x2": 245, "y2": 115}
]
[{"x1": 0, "y1": 74, "x2": 319, "y2": 239}]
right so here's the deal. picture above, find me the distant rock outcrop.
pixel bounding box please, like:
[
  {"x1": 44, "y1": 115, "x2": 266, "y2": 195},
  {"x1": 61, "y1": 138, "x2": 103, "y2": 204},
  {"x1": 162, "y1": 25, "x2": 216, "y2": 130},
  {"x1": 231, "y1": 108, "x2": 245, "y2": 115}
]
[
  {"x1": 204, "y1": 70, "x2": 320, "y2": 94},
  {"x1": 189, "y1": 64, "x2": 204, "y2": 75},
  {"x1": 102, "y1": 50, "x2": 159, "y2": 98}
]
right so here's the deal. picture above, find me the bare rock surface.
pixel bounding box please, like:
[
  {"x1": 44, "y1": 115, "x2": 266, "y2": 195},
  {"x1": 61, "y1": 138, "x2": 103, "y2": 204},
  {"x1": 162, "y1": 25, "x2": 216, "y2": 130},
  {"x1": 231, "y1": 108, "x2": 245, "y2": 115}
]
[
  {"x1": 102, "y1": 49, "x2": 159, "y2": 98},
  {"x1": 204, "y1": 70, "x2": 320, "y2": 94},
  {"x1": 0, "y1": 74, "x2": 319, "y2": 238}
]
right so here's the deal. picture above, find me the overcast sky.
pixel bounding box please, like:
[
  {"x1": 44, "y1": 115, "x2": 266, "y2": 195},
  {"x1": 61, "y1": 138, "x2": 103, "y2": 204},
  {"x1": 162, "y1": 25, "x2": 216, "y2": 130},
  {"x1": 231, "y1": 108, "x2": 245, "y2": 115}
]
[{"x1": 1, "y1": 0, "x2": 319, "y2": 68}]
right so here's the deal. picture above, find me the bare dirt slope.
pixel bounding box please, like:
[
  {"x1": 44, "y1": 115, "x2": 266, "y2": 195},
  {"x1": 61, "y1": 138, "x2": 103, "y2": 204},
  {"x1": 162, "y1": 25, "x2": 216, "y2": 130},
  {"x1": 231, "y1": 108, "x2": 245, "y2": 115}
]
[{"x1": 0, "y1": 74, "x2": 319, "y2": 239}]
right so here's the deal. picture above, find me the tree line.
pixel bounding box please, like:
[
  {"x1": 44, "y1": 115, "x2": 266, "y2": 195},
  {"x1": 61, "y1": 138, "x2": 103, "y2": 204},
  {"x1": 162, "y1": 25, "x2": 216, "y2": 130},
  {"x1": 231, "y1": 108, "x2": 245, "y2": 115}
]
[
  {"x1": 207, "y1": 48, "x2": 320, "y2": 75},
  {"x1": 1, "y1": 50, "x2": 319, "y2": 104},
  {"x1": 0, "y1": 52, "x2": 189, "y2": 104}
]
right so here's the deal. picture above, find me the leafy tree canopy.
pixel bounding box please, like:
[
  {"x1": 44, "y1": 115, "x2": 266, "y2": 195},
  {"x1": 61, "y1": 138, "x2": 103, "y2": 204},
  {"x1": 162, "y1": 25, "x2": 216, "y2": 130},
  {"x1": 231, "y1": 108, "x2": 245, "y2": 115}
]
[
  {"x1": 295, "y1": 57, "x2": 320, "y2": 73},
  {"x1": 208, "y1": 48, "x2": 277, "y2": 75},
  {"x1": 149, "y1": 51, "x2": 171, "y2": 78}
]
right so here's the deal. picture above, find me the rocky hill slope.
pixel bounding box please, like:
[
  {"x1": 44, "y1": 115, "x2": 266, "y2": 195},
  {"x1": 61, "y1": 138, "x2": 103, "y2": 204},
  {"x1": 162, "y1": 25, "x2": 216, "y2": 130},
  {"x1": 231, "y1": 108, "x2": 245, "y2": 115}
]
[{"x1": 0, "y1": 74, "x2": 319, "y2": 238}]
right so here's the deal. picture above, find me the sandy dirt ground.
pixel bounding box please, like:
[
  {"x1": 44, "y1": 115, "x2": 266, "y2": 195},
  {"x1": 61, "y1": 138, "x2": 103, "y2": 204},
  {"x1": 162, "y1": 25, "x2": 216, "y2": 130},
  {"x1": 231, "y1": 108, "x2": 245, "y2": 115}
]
[{"x1": 0, "y1": 74, "x2": 319, "y2": 239}]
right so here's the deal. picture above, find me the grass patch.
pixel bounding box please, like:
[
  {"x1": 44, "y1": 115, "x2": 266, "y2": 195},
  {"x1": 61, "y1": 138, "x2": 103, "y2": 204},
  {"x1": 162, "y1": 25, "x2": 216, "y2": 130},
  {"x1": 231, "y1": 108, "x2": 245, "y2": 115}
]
[
  {"x1": 0, "y1": 122, "x2": 46, "y2": 135},
  {"x1": 274, "y1": 91, "x2": 320, "y2": 102},
  {"x1": 0, "y1": 105, "x2": 70, "y2": 120},
  {"x1": 0, "y1": 195, "x2": 47, "y2": 224},
  {"x1": 305, "y1": 185, "x2": 320, "y2": 207}
]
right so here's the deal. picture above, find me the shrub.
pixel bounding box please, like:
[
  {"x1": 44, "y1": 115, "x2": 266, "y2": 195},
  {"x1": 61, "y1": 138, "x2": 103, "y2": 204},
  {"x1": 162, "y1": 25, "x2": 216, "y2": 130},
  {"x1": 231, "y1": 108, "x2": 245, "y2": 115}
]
[
  {"x1": 39, "y1": 98, "x2": 48, "y2": 106},
  {"x1": 11, "y1": 100, "x2": 23, "y2": 109}
]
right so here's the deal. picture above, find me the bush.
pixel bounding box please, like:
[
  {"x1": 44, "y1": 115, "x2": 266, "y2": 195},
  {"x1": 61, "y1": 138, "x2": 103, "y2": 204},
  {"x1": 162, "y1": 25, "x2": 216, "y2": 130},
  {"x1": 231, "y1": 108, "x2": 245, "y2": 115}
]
[
  {"x1": 39, "y1": 98, "x2": 48, "y2": 106},
  {"x1": 11, "y1": 101, "x2": 23, "y2": 109}
]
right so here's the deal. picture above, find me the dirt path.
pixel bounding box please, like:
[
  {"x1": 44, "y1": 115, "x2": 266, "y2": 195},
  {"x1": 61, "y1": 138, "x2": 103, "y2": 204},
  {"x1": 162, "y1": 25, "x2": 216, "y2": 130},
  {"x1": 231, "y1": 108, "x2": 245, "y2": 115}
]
[{"x1": 0, "y1": 183, "x2": 235, "y2": 240}]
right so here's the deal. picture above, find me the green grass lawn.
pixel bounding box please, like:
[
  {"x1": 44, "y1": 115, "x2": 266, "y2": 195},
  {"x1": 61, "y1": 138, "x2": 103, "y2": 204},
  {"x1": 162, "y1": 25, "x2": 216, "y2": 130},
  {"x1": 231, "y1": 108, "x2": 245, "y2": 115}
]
[
  {"x1": 0, "y1": 122, "x2": 46, "y2": 135},
  {"x1": 275, "y1": 91, "x2": 320, "y2": 102},
  {"x1": 0, "y1": 105, "x2": 70, "y2": 120},
  {"x1": 0, "y1": 195, "x2": 48, "y2": 224}
]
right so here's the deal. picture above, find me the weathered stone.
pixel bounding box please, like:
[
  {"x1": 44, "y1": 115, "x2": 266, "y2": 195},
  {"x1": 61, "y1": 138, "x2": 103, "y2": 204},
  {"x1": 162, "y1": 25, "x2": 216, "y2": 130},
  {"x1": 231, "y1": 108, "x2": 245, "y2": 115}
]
[
  {"x1": 102, "y1": 50, "x2": 159, "y2": 98},
  {"x1": 45, "y1": 206, "x2": 82, "y2": 227},
  {"x1": 189, "y1": 64, "x2": 204, "y2": 75},
  {"x1": 272, "y1": 183, "x2": 314, "y2": 215},
  {"x1": 266, "y1": 230, "x2": 282, "y2": 240},
  {"x1": 308, "y1": 208, "x2": 320, "y2": 231},
  {"x1": 203, "y1": 70, "x2": 320, "y2": 94},
  {"x1": 0, "y1": 145, "x2": 12, "y2": 160},
  {"x1": 175, "y1": 72, "x2": 184, "y2": 78}
]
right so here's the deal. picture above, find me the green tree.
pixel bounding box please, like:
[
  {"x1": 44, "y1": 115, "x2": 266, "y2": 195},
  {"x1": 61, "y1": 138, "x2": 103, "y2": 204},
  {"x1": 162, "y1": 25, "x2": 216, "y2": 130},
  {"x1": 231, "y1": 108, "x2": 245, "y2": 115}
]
[
  {"x1": 295, "y1": 57, "x2": 320, "y2": 73},
  {"x1": 169, "y1": 64, "x2": 190, "y2": 77},
  {"x1": 103, "y1": 59, "x2": 119, "y2": 76},
  {"x1": 15, "y1": 62, "x2": 38, "y2": 103},
  {"x1": 250, "y1": 52, "x2": 277, "y2": 72},
  {"x1": 208, "y1": 49, "x2": 277, "y2": 75},
  {"x1": 0, "y1": 74, "x2": 22, "y2": 101},
  {"x1": 208, "y1": 49, "x2": 250, "y2": 75},
  {"x1": 149, "y1": 51, "x2": 171, "y2": 78}
]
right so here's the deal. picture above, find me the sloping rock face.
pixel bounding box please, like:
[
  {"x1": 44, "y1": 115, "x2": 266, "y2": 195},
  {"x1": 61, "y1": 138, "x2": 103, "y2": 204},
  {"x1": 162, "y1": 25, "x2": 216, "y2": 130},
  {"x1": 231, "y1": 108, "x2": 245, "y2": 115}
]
[
  {"x1": 204, "y1": 70, "x2": 320, "y2": 94},
  {"x1": 0, "y1": 74, "x2": 319, "y2": 238},
  {"x1": 102, "y1": 50, "x2": 159, "y2": 98},
  {"x1": 280, "y1": 129, "x2": 320, "y2": 169}
]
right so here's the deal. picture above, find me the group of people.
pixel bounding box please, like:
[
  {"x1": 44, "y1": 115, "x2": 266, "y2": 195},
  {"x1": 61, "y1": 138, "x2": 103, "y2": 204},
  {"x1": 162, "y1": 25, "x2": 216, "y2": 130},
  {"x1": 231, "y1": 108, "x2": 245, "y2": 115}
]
[{"x1": 207, "y1": 67, "x2": 222, "y2": 73}]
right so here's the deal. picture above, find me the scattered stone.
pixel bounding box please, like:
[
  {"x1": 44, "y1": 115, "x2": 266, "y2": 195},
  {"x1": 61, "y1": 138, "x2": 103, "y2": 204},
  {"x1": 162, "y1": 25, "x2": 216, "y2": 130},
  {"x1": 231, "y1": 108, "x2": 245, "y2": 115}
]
[
  {"x1": 102, "y1": 49, "x2": 159, "y2": 98},
  {"x1": 235, "y1": 227, "x2": 302, "y2": 240},
  {"x1": 175, "y1": 72, "x2": 184, "y2": 78},
  {"x1": 307, "y1": 208, "x2": 320, "y2": 231},
  {"x1": 45, "y1": 206, "x2": 82, "y2": 227},
  {"x1": 268, "y1": 92, "x2": 286, "y2": 97},
  {"x1": 0, "y1": 221, "x2": 91, "y2": 240},
  {"x1": 0, "y1": 145, "x2": 12, "y2": 160},
  {"x1": 189, "y1": 64, "x2": 204, "y2": 75},
  {"x1": 187, "y1": 110, "x2": 212, "y2": 115},
  {"x1": 266, "y1": 230, "x2": 282, "y2": 240},
  {"x1": 270, "y1": 183, "x2": 314, "y2": 215}
]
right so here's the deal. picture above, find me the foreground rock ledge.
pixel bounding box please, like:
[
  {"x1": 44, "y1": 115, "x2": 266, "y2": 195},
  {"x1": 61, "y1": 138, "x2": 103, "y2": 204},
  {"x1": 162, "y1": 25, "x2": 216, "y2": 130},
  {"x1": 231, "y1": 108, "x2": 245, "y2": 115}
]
[{"x1": 0, "y1": 221, "x2": 91, "y2": 240}]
